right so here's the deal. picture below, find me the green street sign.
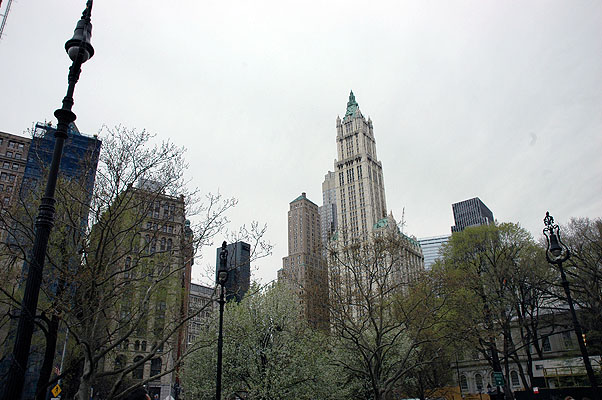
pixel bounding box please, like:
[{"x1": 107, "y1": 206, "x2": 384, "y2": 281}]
[{"x1": 493, "y1": 372, "x2": 504, "y2": 386}]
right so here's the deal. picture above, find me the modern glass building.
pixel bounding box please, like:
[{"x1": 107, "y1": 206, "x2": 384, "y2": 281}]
[
  {"x1": 417, "y1": 235, "x2": 450, "y2": 270},
  {"x1": 451, "y1": 197, "x2": 494, "y2": 233},
  {"x1": 215, "y1": 241, "x2": 251, "y2": 302}
]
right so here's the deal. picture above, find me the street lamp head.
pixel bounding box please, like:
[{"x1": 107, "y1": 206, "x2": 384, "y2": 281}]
[
  {"x1": 65, "y1": 0, "x2": 94, "y2": 62},
  {"x1": 543, "y1": 211, "x2": 570, "y2": 263},
  {"x1": 217, "y1": 241, "x2": 229, "y2": 285},
  {"x1": 218, "y1": 270, "x2": 228, "y2": 285},
  {"x1": 549, "y1": 232, "x2": 562, "y2": 257}
]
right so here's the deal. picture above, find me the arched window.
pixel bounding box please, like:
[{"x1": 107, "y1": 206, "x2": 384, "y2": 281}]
[
  {"x1": 475, "y1": 374, "x2": 483, "y2": 391},
  {"x1": 114, "y1": 354, "x2": 126, "y2": 371},
  {"x1": 160, "y1": 237, "x2": 166, "y2": 251},
  {"x1": 151, "y1": 238, "x2": 156, "y2": 254},
  {"x1": 133, "y1": 356, "x2": 144, "y2": 379},
  {"x1": 510, "y1": 370, "x2": 520, "y2": 387},
  {"x1": 150, "y1": 357, "x2": 162, "y2": 377},
  {"x1": 167, "y1": 238, "x2": 172, "y2": 251},
  {"x1": 134, "y1": 340, "x2": 140, "y2": 351},
  {"x1": 141, "y1": 340, "x2": 147, "y2": 351},
  {"x1": 460, "y1": 374, "x2": 468, "y2": 392}
]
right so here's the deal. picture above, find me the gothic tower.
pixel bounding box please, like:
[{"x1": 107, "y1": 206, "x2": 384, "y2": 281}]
[{"x1": 334, "y1": 91, "x2": 387, "y2": 241}]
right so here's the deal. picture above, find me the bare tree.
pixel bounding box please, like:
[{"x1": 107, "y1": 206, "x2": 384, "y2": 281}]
[
  {"x1": 327, "y1": 228, "x2": 443, "y2": 400},
  {"x1": 0, "y1": 126, "x2": 270, "y2": 400}
]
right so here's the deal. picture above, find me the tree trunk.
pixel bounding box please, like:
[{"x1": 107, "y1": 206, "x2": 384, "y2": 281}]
[{"x1": 75, "y1": 355, "x2": 93, "y2": 400}]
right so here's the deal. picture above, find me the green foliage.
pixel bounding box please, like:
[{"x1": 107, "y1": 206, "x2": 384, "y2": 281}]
[
  {"x1": 182, "y1": 283, "x2": 346, "y2": 400},
  {"x1": 561, "y1": 217, "x2": 602, "y2": 356}
]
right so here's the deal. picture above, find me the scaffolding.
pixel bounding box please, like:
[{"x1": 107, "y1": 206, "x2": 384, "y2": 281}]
[{"x1": 0, "y1": 0, "x2": 14, "y2": 40}]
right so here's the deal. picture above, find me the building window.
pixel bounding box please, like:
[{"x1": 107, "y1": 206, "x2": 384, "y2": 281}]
[
  {"x1": 542, "y1": 336, "x2": 552, "y2": 352},
  {"x1": 150, "y1": 358, "x2": 162, "y2": 377},
  {"x1": 475, "y1": 374, "x2": 483, "y2": 391},
  {"x1": 562, "y1": 331, "x2": 574, "y2": 349},
  {"x1": 18, "y1": 143, "x2": 24, "y2": 150},
  {"x1": 510, "y1": 371, "x2": 520, "y2": 387},
  {"x1": 166, "y1": 238, "x2": 172, "y2": 251},
  {"x1": 6, "y1": 152, "x2": 12, "y2": 158},
  {"x1": 141, "y1": 340, "x2": 147, "y2": 351},
  {"x1": 2, "y1": 162, "x2": 9, "y2": 169},
  {"x1": 160, "y1": 237, "x2": 166, "y2": 251},
  {"x1": 114, "y1": 354, "x2": 126, "y2": 371},
  {"x1": 8, "y1": 141, "x2": 15, "y2": 149},
  {"x1": 132, "y1": 356, "x2": 144, "y2": 379},
  {"x1": 11, "y1": 164, "x2": 18, "y2": 170},
  {"x1": 460, "y1": 375, "x2": 468, "y2": 392},
  {"x1": 8, "y1": 174, "x2": 14, "y2": 182},
  {"x1": 134, "y1": 340, "x2": 140, "y2": 351},
  {"x1": 15, "y1": 153, "x2": 21, "y2": 159}
]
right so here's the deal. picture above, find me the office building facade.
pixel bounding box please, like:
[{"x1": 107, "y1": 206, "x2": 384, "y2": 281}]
[
  {"x1": 451, "y1": 197, "x2": 494, "y2": 233},
  {"x1": 279, "y1": 192, "x2": 329, "y2": 329},
  {"x1": 418, "y1": 235, "x2": 450, "y2": 270},
  {"x1": 187, "y1": 283, "x2": 214, "y2": 345},
  {"x1": 215, "y1": 241, "x2": 251, "y2": 302},
  {"x1": 319, "y1": 171, "x2": 337, "y2": 256}
]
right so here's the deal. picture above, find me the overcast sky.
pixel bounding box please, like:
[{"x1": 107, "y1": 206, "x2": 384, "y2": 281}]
[{"x1": 1, "y1": 0, "x2": 600, "y2": 285}]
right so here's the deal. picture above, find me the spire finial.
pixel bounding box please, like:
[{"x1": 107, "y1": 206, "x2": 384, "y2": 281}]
[{"x1": 345, "y1": 90, "x2": 359, "y2": 117}]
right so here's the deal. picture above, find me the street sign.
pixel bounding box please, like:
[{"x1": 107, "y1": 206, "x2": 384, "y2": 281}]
[
  {"x1": 493, "y1": 372, "x2": 504, "y2": 386},
  {"x1": 51, "y1": 384, "x2": 62, "y2": 397}
]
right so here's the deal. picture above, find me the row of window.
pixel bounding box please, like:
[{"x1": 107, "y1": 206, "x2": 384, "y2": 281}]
[
  {"x1": 147, "y1": 201, "x2": 177, "y2": 220},
  {"x1": 3, "y1": 151, "x2": 23, "y2": 160},
  {"x1": 115, "y1": 354, "x2": 162, "y2": 380},
  {"x1": 146, "y1": 221, "x2": 175, "y2": 234},
  {"x1": 0, "y1": 139, "x2": 25, "y2": 150},
  {"x1": 144, "y1": 235, "x2": 173, "y2": 253},
  {"x1": 2, "y1": 162, "x2": 20, "y2": 171},
  {"x1": 0, "y1": 172, "x2": 16, "y2": 182},
  {"x1": 460, "y1": 370, "x2": 522, "y2": 393}
]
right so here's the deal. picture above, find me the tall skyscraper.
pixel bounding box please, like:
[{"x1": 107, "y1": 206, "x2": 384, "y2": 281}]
[
  {"x1": 215, "y1": 241, "x2": 251, "y2": 302},
  {"x1": 333, "y1": 91, "x2": 387, "y2": 241},
  {"x1": 0, "y1": 131, "x2": 30, "y2": 213},
  {"x1": 21, "y1": 122, "x2": 101, "y2": 204},
  {"x1": 451, "y1": 197, "x2": 494, "y2": 232},
  {"x1": 319, "y1": 171, "x2": 337, "y2": 255},
  {"x1": 279, "y1": 193, "x2": 329, "y2": 329},
  {"x1": 418, "y1": 235, "x2": 450, "y2": 270}
]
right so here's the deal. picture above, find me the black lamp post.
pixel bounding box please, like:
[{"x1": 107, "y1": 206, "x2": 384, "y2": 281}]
[
  {"x1": 1, "y1": 2, "x2": 94, "y2": 399},
  {"x1": 216, "y1": 241, "x2": 229, "y2": 400},
  {"x1": 543, "y1": 211, "x2": 599, "y2": 399}
]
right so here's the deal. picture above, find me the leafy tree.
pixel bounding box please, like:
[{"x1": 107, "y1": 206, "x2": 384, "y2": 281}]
[
  {"x1": 327, "y1": 230, "x2": 445, "y2": 400},
  {"x1": 182, "y1": 283, "x2": 342, "y2": 400},
  {"x1": 0, "y1": 126, "x2": 269, "y2": 400},
  {"x1": 434, "y1": 222, "x2": 553, "y2": 399},
  {"x1": 559, "y1": 217, "x2": 602, "y2": 358}
]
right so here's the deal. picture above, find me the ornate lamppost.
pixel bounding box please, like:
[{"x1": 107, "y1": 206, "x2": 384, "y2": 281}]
[
  {"x1": 1, "y1": 3, "x2": 95, "y2": 399},
  {"x1": 543, "y1": 211, "x2": 599, "y2": 399},
  {"x1": 216, "y1": 241, "x2": 229, "y2": 400}
]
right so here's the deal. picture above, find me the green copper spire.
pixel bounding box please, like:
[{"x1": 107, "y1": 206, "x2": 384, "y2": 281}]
[{"x1": 345, "y1": 90, "x2": 359, "y2": 117}]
